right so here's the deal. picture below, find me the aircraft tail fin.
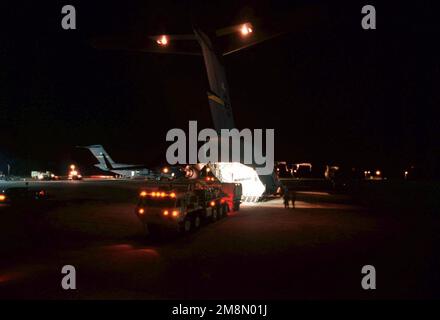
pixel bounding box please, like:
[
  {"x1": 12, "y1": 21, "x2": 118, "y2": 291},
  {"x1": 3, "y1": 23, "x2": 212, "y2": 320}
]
[{"x1": 79, "y1": 145, "x2": 116, "y2": 170}]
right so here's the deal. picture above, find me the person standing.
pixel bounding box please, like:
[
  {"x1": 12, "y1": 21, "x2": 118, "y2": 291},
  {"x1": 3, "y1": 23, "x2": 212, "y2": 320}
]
[
  {"x1": 290, "y1": 190, "x2": 296, "y2": 209},
  {"x1": 283, "y1": 189, "x2": 290, "y2": 209}
]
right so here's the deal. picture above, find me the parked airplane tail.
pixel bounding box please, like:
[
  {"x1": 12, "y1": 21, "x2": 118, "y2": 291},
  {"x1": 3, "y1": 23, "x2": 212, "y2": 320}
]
[{"x1": 80, "y1": 145, "x2": 116, "y2": 170}]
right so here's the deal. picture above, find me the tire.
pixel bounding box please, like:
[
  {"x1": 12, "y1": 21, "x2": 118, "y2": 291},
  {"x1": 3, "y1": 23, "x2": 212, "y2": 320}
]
[
  {"x1": 211, "y1": 208, "x2": 218, "y2": 222},
  {"x1": 218, "y1": 204, "x2": 226, "y2": 218},
  {"x1": 222, "y1": 204, "x2": 228, "y2": 217},
  {"x1": 193, "y1": 215, "x2": 201, "y2": 230},
  {"x1": 180, "y1": 218, "x2": 192, "y2": 233}
]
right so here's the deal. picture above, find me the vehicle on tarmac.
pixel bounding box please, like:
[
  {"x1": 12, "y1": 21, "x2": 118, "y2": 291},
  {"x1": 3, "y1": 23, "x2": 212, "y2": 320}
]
[
  {"x1": 219, "y1": 182, "x2": 242, "y2": 212},
  {"x1": 0, "y1": 187, "x2": 49, "y2": 210},
  {"x1": 0, "y1": 186, "x2": 52, "y2": 235},
  {"x1": 135, "y1": 180, "x2": 241, "y2": 236},
  {"x1": 31, "y1": 171, "x2": 56, "y2": 180},
  {"x1": 68, "y1": 164, "x2": 83, "y2": 180}
]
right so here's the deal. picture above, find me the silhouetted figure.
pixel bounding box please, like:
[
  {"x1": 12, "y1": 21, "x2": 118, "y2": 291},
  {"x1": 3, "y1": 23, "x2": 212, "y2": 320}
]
[
  {"x1": 290, "y1": 191, "x2": 296, "y2": 209},
  {"x1": 283, "y1": 190, "x2": 290, "y2": 209}
]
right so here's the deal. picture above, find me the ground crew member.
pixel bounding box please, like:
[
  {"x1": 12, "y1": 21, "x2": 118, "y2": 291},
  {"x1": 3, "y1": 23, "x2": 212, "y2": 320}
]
[
  {"x1": 290, "y1": 190, "x2": 296, "y2": 209},
  {"x1": 283, "y1": 189, "x2": 290, "y2": 209}
]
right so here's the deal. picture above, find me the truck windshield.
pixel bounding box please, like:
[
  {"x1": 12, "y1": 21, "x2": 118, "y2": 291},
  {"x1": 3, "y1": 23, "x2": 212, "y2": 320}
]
[{"x1": 140, "y1": 197, "x2": 176, "y2": 208}]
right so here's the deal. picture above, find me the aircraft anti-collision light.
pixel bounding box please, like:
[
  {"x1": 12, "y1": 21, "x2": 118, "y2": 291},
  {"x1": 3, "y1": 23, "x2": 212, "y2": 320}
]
[
  {"x1": 156, "y1": 35, "x2": 168, "y2": 46},
  {"x1": 240, "y1": 24, "x2": 253, "y2": 36}
]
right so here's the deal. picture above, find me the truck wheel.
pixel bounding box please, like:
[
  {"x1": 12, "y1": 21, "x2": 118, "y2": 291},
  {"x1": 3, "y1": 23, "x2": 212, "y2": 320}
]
[
  {"x1": 193, "y1": 215, "x2": 201, "y2": 229},
  {"x1": 222, "y1": 204, "x2": 228, "y2": 217},
  {"x1": 180, "y1": 218, "x2": 192, "y2": 233},
  {"x1": 211, "y1": 208, "x2": 218, "y2": 222},
  {"x1": 218, "y1": 205, "x2": 224, "y2": 218},
  {"x1": 218, "y1": 205, "x2": 223, "y2": 218}
]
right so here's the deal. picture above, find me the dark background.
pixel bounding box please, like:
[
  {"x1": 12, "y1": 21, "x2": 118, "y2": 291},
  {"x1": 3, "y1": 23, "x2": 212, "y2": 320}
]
[{"x1": 1, "y1": 1, "x2": 439, "y2": 177}]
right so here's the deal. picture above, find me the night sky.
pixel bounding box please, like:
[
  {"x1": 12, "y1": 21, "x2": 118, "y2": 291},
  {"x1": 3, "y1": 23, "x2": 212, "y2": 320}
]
[{"x1": 1, "y1": 1, "x2": 439, "y2": 177}]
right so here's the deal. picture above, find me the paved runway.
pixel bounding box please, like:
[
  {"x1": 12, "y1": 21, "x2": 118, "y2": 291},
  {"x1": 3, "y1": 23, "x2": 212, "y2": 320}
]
[{"x1": 0, "y1": 179, "x2": 439, "y2": 299}]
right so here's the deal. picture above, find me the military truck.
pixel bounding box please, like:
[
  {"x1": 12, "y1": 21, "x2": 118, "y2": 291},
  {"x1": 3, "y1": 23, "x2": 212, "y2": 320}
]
[{"x1": 135, "y1": 180, "x2": 240, "y2": 235}]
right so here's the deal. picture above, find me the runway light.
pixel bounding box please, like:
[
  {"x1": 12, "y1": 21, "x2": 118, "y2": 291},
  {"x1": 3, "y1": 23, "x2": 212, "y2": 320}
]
[
  {"x1": 163, "y1": 210, "x2": 169, "y2": 216},
  {"x1": 210, "y1": 201, "x2": 215, "y2": 207},
  {"x1": 376, "y1": 170, "x2": 381, "y2": 176},
  {"x1": 156, "y1": 35, "x2": 168, "y2": 46},
  {"x1": 138, "y1": 208, "x2": 145, "y2": 215},
  {"x1": 170, "y1": 192, "x2": 176, "y2": 198},
  {"x1": 140, "y1": 191, "x2": 147, "y2": 197},
  {"x1": 0, "y1": 195, "x2": 6, "y2": 201},
  {"x1": 160, "y1": 192, "x2": 166, "y2": 197},
  {"x1": 172, "y1": 210, "x2": 179, "y2": 217},
  {"x1": 240, "y1": 23, "x2": 253, "y2": 36}
]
